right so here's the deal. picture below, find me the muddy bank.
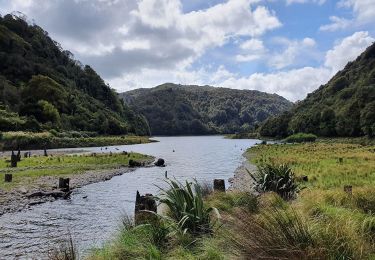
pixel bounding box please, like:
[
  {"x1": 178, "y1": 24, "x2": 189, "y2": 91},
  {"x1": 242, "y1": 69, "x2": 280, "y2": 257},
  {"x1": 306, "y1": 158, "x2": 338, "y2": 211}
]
[
  {"x1": 228, "y1": 153, "x2": 257, "y2": 193},
  {"x1": 0, "y1": 160, "x2": 154, "y2": 216}
]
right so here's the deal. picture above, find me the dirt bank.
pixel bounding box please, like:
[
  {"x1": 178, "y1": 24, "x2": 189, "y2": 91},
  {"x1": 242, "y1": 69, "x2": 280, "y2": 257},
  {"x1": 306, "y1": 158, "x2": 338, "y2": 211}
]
[
  {"x1": 228, "y1": 153, "x2": 257, "y2": 193},
  {"x1": 0, "y1": 160, "x2": 154, "y2": 216}
]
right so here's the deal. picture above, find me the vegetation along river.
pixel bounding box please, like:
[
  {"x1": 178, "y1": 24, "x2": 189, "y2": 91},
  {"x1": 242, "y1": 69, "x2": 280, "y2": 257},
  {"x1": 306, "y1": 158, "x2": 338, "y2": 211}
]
[{"x1": 0, "y1": 136, "x2": 259, "y2": 259}]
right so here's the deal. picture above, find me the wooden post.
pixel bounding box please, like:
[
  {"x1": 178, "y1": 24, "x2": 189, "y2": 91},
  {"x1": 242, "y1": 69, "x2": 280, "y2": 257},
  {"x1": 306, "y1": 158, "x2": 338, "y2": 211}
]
[
  {"x1": 44, "y1": 149, "x2": 48, "y2": 157},
  {"x1": 10, "y1": 151, "x2": 17, "y2": 168},
  {"x1": 16, "y1": 150, "x2": 21, "y2": 162},
  {"x1": 59, "y1": 178, "x2": 70, "y2": 191},
  {"x1": 344, "y1": 185, "x2": 352, "y2": 195},
  {"x1": 4, "y1": 174, "x2": 12, "y2": 182},
  {"x1": 134, "y1": 191, "x2": 157, "y2": 225},
  {"x1": 213, "y1": 179, "x2": 225, "y2": 192}
]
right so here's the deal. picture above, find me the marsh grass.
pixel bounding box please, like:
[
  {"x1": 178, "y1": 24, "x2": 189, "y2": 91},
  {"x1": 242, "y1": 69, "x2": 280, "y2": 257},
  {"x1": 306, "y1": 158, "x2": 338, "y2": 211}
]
[{"x1": 1, "y1": 131, "x2": 152, "y2": 150}]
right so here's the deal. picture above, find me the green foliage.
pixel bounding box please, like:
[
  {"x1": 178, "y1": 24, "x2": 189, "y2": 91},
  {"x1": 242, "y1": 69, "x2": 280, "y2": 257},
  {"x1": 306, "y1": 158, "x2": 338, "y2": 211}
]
[
  {"x1": 259, "y1": 43, "x2": 375, "y2": 137},
  {"x1": 121, "y1": 84, "x2": 292, "y2": 135},
  {"x1": 0, "y1": 14, "x2": 149, "y2": 136},
  {"x1": 248, "y1": 164, "x2": 301, "y2": 200},
  {"x1": 157, "y1": 179, "x2": 219, "y2": 235},
  {"x1": 284, "y1": 133, "x2": 317, "y2": 143}
]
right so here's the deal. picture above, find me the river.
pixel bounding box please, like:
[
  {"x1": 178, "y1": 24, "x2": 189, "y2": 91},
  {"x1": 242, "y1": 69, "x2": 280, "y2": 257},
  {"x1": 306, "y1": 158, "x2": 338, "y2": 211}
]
[{"x1": 0, "y1": 136, "x2": 259, "y2": 259}]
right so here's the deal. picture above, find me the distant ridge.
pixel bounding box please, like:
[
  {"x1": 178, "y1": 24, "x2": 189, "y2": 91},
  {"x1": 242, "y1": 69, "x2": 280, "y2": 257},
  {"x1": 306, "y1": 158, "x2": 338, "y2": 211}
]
[{"x1": 121, "y1": 83, "x2": 292, "y2": 135}]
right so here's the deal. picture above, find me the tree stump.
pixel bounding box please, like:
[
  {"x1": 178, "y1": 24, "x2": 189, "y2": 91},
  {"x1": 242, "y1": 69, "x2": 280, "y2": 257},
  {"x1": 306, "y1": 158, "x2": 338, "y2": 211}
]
[
  {"x1": 344, "y1": 185, "x2": 352, "y2": 195},
  {"x1": 213, "y1": 179, "x2": 225, "y2": 192},
  {"x1": 10, "y1": 151, "x2": 17, "y2": 168},
  {"x1": 4, "y1": 174, "x2": 12, "y2": 182},
  {"x1": 134, "y1": 191, "x2": 157, "y2": 225},
  {"x1": 58, "y1": 178, "x2": 70, "y2": 191}
]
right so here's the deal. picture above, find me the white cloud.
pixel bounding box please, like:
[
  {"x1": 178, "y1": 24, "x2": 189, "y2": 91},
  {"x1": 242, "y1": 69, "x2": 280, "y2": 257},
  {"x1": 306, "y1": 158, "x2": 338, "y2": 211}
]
[
  {"x1": 236, "y1": 38, "x2": 266, "y2": 62},
  {"x1": 240, "y1": 38, "x2": 265, "y2": 51},
  {"x1": 338, "y1": 0, "x2": 375, "y2": 25},
  {"x1": 286, "y1": 0, "x2": 326, "y2": 5},
  {"x1": 320, "y1": 16, "x2": 351, "y2": 31},
  {"x1": 268, "y1": 37, "x2": 317, "y2": 69},
  {"x1": 325, "y1": 31, "x2": 374, "y2": 71}
]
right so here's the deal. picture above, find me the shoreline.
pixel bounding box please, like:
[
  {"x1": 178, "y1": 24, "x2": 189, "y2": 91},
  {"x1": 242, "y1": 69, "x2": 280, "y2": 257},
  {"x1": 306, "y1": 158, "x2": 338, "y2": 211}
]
[
  {"x1": 228, "y1": 150, "x2": 258, "y2": 193},
  {"x1": 0, "y1": 159, "x2": 155, "y2": 216}
]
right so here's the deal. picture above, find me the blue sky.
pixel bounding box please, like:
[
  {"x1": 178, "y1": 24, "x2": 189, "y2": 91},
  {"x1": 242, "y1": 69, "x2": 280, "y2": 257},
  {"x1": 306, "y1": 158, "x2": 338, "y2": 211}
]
[{"x1": 0, "y1": 0, "x2": 374, "y2": 101}]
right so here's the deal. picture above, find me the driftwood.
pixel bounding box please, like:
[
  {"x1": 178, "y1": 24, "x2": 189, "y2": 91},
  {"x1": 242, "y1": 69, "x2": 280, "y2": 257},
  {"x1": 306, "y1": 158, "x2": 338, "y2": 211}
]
[{"x1": 27, "y1": 190, "x2": 72, "y2": 199}]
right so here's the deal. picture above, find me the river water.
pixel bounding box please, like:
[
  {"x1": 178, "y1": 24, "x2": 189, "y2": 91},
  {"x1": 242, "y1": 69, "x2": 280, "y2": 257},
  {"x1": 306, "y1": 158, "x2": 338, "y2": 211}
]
[{"x1": 0, "y1": 136, "x2": 259, "y2": 259}]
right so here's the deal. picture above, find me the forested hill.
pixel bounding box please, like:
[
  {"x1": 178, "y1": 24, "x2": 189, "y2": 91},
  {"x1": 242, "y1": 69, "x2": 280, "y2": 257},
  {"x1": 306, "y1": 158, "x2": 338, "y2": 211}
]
[
  {"x1": 260, "y1": 42, "x2": 375, "y2": 138},
  {"x1": 121, "y1": 84, "x2": 292, "y2": 135},
  {"x1": 0, "y1": 14, "x2": 150, "y2": 135}
]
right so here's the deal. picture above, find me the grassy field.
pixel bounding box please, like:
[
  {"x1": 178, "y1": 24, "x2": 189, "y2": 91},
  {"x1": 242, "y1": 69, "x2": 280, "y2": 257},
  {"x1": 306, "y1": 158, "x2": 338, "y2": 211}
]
[
  {"x1": 0, "y1": 131, "x2": 153, "y2": 150},
  {"x1": 0, "y1": 152, "x2": 152, "y2": 190}
]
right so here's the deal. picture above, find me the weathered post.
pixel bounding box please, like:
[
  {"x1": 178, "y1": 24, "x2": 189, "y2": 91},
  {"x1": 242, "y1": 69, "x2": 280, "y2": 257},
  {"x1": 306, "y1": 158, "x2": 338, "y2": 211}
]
[
  {"x1": 134, "y1": 191, "x2": 157, "y2": 225},
  {"x1": 58, "y1": 178, "x2": 70, "y2": 191},
  {"x1": 4, "y1": 174, "x2": 12, "y2": 182},
  {"x1": 213, "y1": 179, "x2": 225, "y2": 192},
  {"x1": 16, "y1": 150, "x2": 21, "y2": 162},
  {"x1": 344, "y1": 185, "x2": 352, "y2": 195},
  {"x1": 10, "y1": 151, "x2": 17, "y2": 168}
]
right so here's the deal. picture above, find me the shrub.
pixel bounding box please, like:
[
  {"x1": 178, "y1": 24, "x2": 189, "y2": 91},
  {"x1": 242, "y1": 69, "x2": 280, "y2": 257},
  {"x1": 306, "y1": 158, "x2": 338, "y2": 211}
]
[
  {"x1": 284, "y1": 133, "x2": 317, "y2": 143},
  {"x1": 157, "y1": 179, "x2": 219, "y2": 235},
  {"x1": 248, "y1": 164, "x2": 301, "y2": 200}
]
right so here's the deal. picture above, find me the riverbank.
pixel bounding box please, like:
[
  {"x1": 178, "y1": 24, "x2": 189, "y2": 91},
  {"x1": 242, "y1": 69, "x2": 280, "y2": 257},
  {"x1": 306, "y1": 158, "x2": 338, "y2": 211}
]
[
  {"x1": 0, "y1": 152, "x2": 154, "y2": 215},
  {"x1": 88, "y1": 140, "x2": 375, "y2": 259},
  {"x1": 0, "y1": 131, "x2": 154, "y2": 150}
]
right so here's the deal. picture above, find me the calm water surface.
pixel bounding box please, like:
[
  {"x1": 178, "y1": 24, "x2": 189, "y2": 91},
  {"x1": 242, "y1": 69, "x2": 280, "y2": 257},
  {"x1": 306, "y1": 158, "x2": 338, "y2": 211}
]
[{"x1": 0, "y1": 136, "x2": 259, "y2": 259}]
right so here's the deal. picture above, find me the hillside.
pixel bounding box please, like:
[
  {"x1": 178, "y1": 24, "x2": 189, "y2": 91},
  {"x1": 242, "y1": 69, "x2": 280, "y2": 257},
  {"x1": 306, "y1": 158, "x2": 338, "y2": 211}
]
[
  {"x1": 121, "y1": 84, "x2": 292, "y2": 135},
  {"x1": 260, "y1": 42, "x2": 375, "y2": 138},
  {"x1": 0, "y1": 14, "x2": 150, "y2": 136}
]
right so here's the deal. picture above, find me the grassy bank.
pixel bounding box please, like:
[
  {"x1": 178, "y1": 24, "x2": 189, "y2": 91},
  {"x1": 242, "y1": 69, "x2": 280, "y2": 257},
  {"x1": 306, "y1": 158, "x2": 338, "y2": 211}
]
[
  {"x1": 83, "y1": 140, "x2": 375, "y2": 259},
  {"x1": 0, "y1": 131, "x2": 153, "y2": 150},
  {"x1": 0, "y1": 152, "x2": 152, "y2": 190}
]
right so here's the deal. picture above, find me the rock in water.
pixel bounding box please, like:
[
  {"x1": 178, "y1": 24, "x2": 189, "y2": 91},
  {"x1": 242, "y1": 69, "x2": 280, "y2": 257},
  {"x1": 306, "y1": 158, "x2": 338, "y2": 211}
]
[{"x1": 154, "y1": 158, "x2": 165, "y2": 167}]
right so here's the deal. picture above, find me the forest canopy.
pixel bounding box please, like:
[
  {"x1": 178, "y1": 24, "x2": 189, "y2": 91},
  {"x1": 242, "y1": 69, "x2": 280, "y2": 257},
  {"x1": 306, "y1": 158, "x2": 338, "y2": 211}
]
[
  {"x1": 259, "y1": 43, "x2": 375, "y2": 138},
  {"x1": 0, "y1": 14, "x2": 150, "y2": 135}
]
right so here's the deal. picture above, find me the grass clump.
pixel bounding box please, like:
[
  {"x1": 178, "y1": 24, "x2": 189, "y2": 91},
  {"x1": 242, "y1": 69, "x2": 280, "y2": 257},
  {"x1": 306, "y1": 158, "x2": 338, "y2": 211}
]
[
  {"x1": 284, "y1": 133, "x2": 317, "y2": 143},
  {"x1": 248, "y1": 163, "x2": 301, "y2": 200},
  {"x1": 157, "y1": 179, "x2": 219, "y2": 236}
]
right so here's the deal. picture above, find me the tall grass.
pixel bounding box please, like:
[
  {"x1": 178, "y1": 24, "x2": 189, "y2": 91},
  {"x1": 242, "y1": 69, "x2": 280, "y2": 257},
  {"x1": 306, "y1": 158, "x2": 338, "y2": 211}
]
[
  {"x1": 157, "y1": 179, "x2": 219, "y2": 235},
  {"x1": 48, "y1": 235, "x2": 77, "y2": 260}
]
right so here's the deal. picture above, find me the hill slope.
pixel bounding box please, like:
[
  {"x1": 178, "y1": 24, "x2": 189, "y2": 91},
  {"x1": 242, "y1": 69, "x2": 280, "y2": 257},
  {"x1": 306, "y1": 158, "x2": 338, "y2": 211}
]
[
  {"x1": 121, "y1": 84, "x2": 292, "y2": 135},
  {"x1": 259, "y1": 42, "x2": 375, "y2": 137},
  {"x1": 0, "y1": 14, "x2": 150, "y2": 135}
]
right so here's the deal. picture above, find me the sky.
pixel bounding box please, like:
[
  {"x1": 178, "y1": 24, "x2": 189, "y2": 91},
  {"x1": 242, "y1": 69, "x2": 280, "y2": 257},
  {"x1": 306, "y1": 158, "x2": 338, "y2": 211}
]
[{"x1": 0, "y1": 0, "x2": 374, "y2": 101}]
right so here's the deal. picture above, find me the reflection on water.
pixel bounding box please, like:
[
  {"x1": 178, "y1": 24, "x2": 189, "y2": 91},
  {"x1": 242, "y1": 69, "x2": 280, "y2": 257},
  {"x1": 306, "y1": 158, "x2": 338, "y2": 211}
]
[{"x1": 0, "y1": 136, "x2": 258, "y2": 259}]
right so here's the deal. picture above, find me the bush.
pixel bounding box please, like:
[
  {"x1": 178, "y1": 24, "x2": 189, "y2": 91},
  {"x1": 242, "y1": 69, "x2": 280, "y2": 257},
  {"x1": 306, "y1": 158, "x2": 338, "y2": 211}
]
[
  {"x1": 248, "y1": 164, "x2": 301, "y2": 200},
  {"x1": 284, "y1": 133, "x2": 317, "y2": 143},
  {"x1": 157, "y1": 179, "x2": 219, "y2": 235}
]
